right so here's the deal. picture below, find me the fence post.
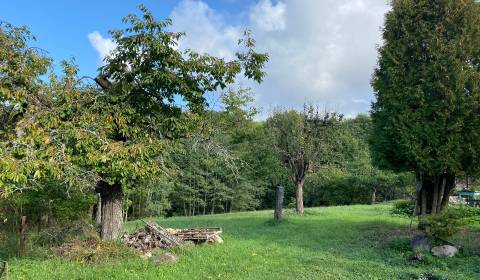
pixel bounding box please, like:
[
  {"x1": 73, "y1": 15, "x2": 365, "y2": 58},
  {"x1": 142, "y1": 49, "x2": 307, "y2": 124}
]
[
  {"x1": 274, "y1": 185, "x2": 284, "y2": 222},
  {"x1": 2, "y1": 261, "x2": 8, "y2": 280}
]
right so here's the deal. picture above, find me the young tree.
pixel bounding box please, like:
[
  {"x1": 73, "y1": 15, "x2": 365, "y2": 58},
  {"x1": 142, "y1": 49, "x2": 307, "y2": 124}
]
[
  {"x1": 267, "y1": 106, "x2": 341, "y2": 214},
  {"x1": 371, "y1": 0, "x2": 480, "y2": 215}
]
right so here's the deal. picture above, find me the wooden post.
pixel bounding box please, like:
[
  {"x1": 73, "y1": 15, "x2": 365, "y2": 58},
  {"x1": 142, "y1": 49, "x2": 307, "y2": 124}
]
[
  {"x1": 2, "y1": 261, "x2": 8, "y2": 280},
  {"x1": 274, "y1": 185, "x2": 284, "y2": 222},
  {"x1": 19, "y1": 216, "x2": 26, "y2": 257}
]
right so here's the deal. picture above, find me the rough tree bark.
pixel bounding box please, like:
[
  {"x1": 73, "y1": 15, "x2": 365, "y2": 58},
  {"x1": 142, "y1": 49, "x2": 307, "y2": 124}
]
[
  {"x1": 274, "y1": 185, "x2": 284, "y2": 222},
  {"x1": 371, "y1": 187, "x2": 377, "y2": 205},
  {"x1": 97, "y1": 181, "x2": 123, "y2": 240},
  {"x1": 296, "y1": 178, "x2": 305, "y2": 214},
  {"x1": 18, "y1": 216, "x2": 26, "y2": 257},
  {"x1": 418, "y1": 174, "x2": 455, "y2": 216},
  {"x1": 95, "y1": 193, "x2": 102, "y2": 227}
]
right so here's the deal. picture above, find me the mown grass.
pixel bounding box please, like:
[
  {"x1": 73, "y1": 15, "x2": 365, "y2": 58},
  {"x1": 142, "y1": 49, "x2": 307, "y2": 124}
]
[{"x1": 2, "y1": 204, "x2": 480, "y2": 280}]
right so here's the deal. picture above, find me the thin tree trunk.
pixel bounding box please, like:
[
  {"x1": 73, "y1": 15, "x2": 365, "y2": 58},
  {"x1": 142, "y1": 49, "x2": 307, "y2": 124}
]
[
  {"x1": 99, "y1": 181, "x2": 123, "y2": 240},
  {"x1": 296, "y1": 178, "x2": 305, "y2": 214},
  {"x1": 2, "y1": 261, "x2": 8, "y2": 280},
  {"x1": 431, "y1": 178, "x2": 439, "y2": 214},
  {"x1": 371, "y1": 187, "x2": 377, "y2": 205},
  {"x1": 18, "y1": 216, "x2": 26, "y2": 257},
  {"x1": 203, "y1": 193, "x2": 206, "y2": 215},
  {"x1": 37, "y1": 215, "x2": 42, "y2": 233},
  {"x1": 47, "y1": 201, "x2": 53, "y2": 227},
  {"x1": 421, "y1": 187, "x2": 427, "y2": 216},
  {"x1": 437, "y1": 176, "x2": 446, "y2": 213}
]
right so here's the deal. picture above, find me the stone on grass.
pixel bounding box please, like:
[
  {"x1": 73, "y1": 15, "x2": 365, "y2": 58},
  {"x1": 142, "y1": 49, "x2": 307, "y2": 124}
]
[
  {"x1": 210, "y1": 235, "x2": 224, "y2": 244},
  {"x1": 411, "y1": 235, "x2": 430, "y2": 253},
  {"x1": 431, "y1": 245, "x2": 458, "y2": 257},
  {"x1": 154, "y1": 252, "x2": 177, "y2": 264}
]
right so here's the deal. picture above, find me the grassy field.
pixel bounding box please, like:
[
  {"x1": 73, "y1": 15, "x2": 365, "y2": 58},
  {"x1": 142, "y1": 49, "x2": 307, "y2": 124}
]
[{"x1": 3, "y1": 204, "x2": 480, "y2": 280}]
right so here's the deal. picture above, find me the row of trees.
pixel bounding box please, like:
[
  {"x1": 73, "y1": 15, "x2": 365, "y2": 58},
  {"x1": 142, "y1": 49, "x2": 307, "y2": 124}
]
[{"x1": 3, "y1": 0, "x2": 478, "y2": 242}]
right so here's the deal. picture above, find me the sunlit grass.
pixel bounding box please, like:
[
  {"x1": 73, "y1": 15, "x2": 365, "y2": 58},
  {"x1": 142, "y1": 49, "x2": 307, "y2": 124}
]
[{"x1": 5, "y1": 204, "x2": 480, "y2": 279}]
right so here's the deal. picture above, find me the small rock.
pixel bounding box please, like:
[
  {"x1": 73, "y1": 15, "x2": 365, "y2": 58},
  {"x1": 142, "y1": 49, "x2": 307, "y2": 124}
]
[
  {"x1": 140, "y1": 251, "x2": 152, "y2": 259},
  {"x1": 431, "y1": 245, "x2": 458, "y2": 257},
  {"x1": 411, "y1": 235, "x2": 430, "y2": 253},
  {"x1": 209, "y1": 235, "x2": 224, "y2": 244},
  {"x1": 153, "y1": 252, "x2": 177, "y2": 264},
  {"x1": 410, "y1": 252, "x2": 424, "y2": 261}
]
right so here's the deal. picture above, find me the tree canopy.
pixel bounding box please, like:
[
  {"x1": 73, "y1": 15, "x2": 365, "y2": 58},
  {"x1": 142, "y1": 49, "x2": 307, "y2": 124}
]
[{"x1": 371, "y1": 0, "x2": 480, "y2": 214}]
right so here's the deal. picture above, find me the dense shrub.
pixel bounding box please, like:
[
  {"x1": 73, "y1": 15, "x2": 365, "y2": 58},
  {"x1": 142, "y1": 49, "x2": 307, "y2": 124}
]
[
  {"x1": 390, "y1": 200, "x2": 415, "y2": 216},
  {"x1": 452, "y1": 205, "x2": 480, "y2": 224},
  {"x1": 422, "y1": 208, "x2": 466, "y2": 240}
]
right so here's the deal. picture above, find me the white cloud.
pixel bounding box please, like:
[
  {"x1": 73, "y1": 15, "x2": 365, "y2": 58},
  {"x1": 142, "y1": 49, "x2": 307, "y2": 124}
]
[
  {"x1": 87, "y1": 0, "x2": 390, "y2": 118},
  {"x1": 167, "y1": 0, "x2": 390, "y2": 118},
  {"x1": 249, "y1": 0, "x2": 286, "y2": 32},
  {"x1": 87, "y1": 31, "x2": 117, "y2": 64},
  {"x1": 170, "y1": 0, "x2": 241, "y2": 60}
]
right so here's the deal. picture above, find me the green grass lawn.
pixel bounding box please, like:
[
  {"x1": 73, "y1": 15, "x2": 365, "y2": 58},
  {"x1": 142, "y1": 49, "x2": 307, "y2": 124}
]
[{"x1": 4, "y1": 204, "x2": 480, "y2": 280}]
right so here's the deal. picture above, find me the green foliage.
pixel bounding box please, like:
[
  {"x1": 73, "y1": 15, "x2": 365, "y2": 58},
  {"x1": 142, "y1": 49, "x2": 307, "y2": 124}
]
[
  {"x1": 423, "y1": 208, "x2": 466, "y2": 240},
  {"x1": 390, "y1": 200, "x2": 415, "y2": 216},
  {"x1": 305, "y1": 116, "x2": 414, "y2": 207},
  {"x1": 451, "y1": 205, "x2": 480, "y2": 224},
  {"x1": 371, "y1": 0, "x2": 480, "y2": 176}
]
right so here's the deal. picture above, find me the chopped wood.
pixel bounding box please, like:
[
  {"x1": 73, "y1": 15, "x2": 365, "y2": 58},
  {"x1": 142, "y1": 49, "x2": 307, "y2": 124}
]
[
  {"x1": 122, "y1": 222, "x2": 223, "y2": 251},
  {"x1": 174, "y1": 227, "x2": 223, "y2": 243}
]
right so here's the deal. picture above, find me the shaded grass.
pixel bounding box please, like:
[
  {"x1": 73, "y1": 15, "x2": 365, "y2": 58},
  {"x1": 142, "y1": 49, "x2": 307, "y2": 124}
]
[{"x1": 3, "y1": 204, "x2": 480, "y2": 280}]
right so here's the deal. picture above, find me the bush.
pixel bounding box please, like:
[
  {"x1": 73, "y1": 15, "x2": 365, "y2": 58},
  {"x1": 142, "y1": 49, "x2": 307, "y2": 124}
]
[
  {"x1": 53, "y1": 240, "x2": 137, "y2": 263},
  {"x1": 422, "y1": 208, "x2": 465, "y2": 241},
  {"x1": 452, "y1": 205, "x2": 480, "y2": 224},
  {"x1": 390, "y1": 200, "x2": 415, "y2": 216},
  {"x1": 33, "y1": 221, "x2": 99, "y2": 247}
]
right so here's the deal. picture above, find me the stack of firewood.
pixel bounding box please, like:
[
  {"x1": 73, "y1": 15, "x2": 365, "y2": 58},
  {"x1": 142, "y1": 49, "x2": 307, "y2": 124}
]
[
  {"x1": 122, "y1": 222, "x2": 223, "y2": 250},
  {"x1": 174, "y1": 227, "x2": 223, "y2": 244},
  {"x1": 122, "y1": 222, "x2": 183, "y2": 250}
]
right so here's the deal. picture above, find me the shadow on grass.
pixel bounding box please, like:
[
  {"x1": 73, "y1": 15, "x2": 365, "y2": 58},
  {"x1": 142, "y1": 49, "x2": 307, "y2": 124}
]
[{"x1": 125, "y1": 209, "x2": 480, "y2": 279}]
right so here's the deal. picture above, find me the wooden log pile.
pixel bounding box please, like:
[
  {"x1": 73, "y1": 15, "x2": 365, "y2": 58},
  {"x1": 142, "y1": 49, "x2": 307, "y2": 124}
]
[
  {"x1": 122, "y1": 222, "x2": 183, "y2": 251},
  {"x1": 174, "y1": 227, "x2": 223, "y2": 244},
  {"x1": 122, "y1": 222, "x2": 223, "y2": 250}
]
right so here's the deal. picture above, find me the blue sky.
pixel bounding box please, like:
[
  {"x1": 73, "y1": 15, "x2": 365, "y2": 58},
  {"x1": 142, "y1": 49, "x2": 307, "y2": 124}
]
[
  {"x1": 0, "y1": 0, "x2": 255, "y2": 76},
  {"x1": 1, "y1": 0, "x2": 391, "y2": 118}
]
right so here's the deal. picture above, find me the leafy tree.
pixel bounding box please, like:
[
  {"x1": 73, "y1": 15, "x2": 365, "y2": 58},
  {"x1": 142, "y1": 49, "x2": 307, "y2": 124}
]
[
  {"x1": 371, "y1": 0, "x2": 480, "y2": 215},
  {"x1": 305, "y1": 115, "x2": 414, "y2": 207},
  {"x1": 1, "y1": 6, "x2": 268, "y2": 240},
  {"x1": 266, "y1": 106, "x2": 341, "y2": 213}
]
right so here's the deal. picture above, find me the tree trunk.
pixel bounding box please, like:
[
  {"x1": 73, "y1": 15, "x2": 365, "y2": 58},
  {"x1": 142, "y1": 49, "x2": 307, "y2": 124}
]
[
  {"x1": 274, "y1": 185, "x2": 284, "y2": 222},
  {"x1": 296, "y1": 178, "x2": 305, "y2": 214},
  {"x1": 421, "y1": 186, "x2": 427, "y2": 216},
  {"x1": 440, "y1": 174, "x2": 455, "y2": 211},
  {"x1": 437, "y1": 177, "x2": 446, "y2": 213},
  {"x1": 18, "y1": 216, "x2": 26, "y2": 257},
  {"x1": 95, "y1": 193, "x2": 102, "y2": 227},
  {"x1": 98, "y1": 181, "x2": 123, "y2": 240},
  {"x1": 431, "y1": 178, "x2": 439, "y2": 215},
  {"x1": 371, "y1": 187, "x2": 377, "y2": 205},
  {"x1": 47, "y1": 201, "x2": 53, "y2": 227},
  {"x1": 418, "y1": 174, "x2": 455, "y2": 215}
]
